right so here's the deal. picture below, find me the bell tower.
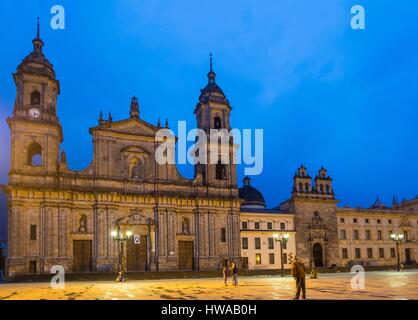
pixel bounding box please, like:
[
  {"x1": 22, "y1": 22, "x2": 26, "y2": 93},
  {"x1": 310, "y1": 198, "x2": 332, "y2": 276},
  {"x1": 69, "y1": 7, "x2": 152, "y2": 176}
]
[
  {"x1": 193, "y1": 54, "x2": 236, "y2": 187},
  {"x1": 8, "y1": 19, "x2": 62, "y2": 176}
]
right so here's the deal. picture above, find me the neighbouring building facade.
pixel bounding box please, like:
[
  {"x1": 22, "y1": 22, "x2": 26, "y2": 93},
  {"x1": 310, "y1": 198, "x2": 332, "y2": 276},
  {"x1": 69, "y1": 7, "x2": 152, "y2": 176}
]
[
  {"x1": 2, "y1": 25, "x2": 418, "y2": 276},
  {"x1": 239, "y1": 166, "x2": 418, "y2": 270}
]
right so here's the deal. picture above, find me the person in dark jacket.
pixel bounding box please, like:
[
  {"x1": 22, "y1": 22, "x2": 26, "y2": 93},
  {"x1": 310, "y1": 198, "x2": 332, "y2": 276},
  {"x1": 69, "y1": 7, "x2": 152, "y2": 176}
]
[
  {"x1": 222, "y1": 262, "x2": 230, "y2": 286},
  {"x1": 291, "y1": 256, "x2": 306, "y2": 299}
]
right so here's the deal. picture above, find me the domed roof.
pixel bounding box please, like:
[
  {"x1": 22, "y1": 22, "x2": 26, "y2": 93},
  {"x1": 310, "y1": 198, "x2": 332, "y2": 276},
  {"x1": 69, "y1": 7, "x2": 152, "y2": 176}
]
[
  {"x1": 238, "y1": 177, "x2": 266, "y2": 208},
  {"x1": 17, "y1": 19, "x2": 56, "y2": 80},
  {"x1": 198, "y1": 53, "x2": 230, "y2": 106}
]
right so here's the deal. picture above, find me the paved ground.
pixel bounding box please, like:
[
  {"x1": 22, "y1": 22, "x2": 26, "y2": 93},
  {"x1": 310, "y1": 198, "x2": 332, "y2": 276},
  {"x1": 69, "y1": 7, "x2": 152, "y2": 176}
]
[{"x1": 0, "y1": 270, "x2": 417, "y2": 300}]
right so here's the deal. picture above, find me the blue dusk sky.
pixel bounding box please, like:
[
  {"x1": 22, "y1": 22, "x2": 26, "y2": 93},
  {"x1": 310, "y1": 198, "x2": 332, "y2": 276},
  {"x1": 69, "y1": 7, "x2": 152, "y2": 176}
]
[{"x1": 0, "y1": 1, "x2": 418, "y2": 238}]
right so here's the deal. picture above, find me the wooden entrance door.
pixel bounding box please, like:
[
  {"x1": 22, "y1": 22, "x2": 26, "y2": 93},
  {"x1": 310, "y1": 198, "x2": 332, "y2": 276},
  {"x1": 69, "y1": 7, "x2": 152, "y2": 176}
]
[
  {"x1": 73, "y1": 240, "x2": 92, "y2": 272},
  {"x1": 178, "y1": 241, "x2": 194, "y2": 270},
  {"x1": 405, "y1": 248, "x2": 412, "y2": 264},
  {"x1": 126, "y1": 235, "x2": 147, "y2": 271}
]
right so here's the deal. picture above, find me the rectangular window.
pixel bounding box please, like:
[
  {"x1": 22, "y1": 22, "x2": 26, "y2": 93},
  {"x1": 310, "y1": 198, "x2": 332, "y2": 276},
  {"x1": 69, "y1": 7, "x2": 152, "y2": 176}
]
[
  {"x1": 403, "y1": 231, "x2": 408, "y2": 240},
  {"x1": 255, "y1": 222, "x2": 260, "y2": 230},
  {"x1": 365, "y1": 218, "x2": 369, "y2": 224},
  {"x1": 390, "y1": 248, "x2": 396, "y2": 258},
  {"x1": 269, "y1": 253, "x2": 275, "y2": 265},
  {"x1": 340, "y1": 230, "x2": 346, "y2": 240},
  {"x1": 255, "y1": 238, "x2": 261, "y2": 250},
  {"x1": 282, "y1": 241, "x2": 287, "y2": 250},
  {"x1": 340, "y1": 218, "x2": 345, "y2": 223},
  {"x1": 367, "y1": 248, "x2": 373, "y2": 258},
  {"x1": 29, "y1": 261, "x2": 37, "y2": 274},
  {"x1": 355, "y1": 248, "x2": 361, "y2": 259},
  {"x1": 220, "y1": 228, "x2": 226, "y2": 243},
  {"x1": 342, "y1": 248, "x2": 348, "y2": 259},
  {"x1": 242, "y1": 221, "x2": 248, "y2": 230},
  {"x1": 388, "y1": 219, "x2": 392, "y2": 224},
  {"x1": 353, "y1": 218, "x2": 358, "y2": 223},
  {"x1": 280, "y1": 222, "x2": 286, "y2": 230},
  {"x1": 267, "y1": 222, "x2": 273, "y2": 230},
  {"x1": 377, "y1": 219, "x2": 381, "y2": 224},
  {"x1": 30, "y1": 225, "x2": 37, "y2": 240},
  {"x1": 366, "y1": 230, "x2": 371, "y2": 240},
  {"x1": 379, "y1": 248, "x2": 385, "y2": 258},
  {"x1": 242, "y1": 237, "x2": 248, "y2": 250},
  {"x1": 353, "y1": 230, "x2": 359, "y2": 240},
  {"x1": 268, "y1": 238, "x2": 274, "y2": 250},
  {"x1": 377, "y1": 230, "x2": 382, "y2": 240},
  {"x1": 255, "y1": 253, "x2": 262, "y2": 265}
]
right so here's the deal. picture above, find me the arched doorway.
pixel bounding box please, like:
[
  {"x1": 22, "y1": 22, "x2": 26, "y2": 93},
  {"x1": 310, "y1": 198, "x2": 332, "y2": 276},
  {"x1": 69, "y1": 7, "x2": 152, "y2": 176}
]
[{"x1": 312, "y1": 243, "x2": 324, "y2": 267}]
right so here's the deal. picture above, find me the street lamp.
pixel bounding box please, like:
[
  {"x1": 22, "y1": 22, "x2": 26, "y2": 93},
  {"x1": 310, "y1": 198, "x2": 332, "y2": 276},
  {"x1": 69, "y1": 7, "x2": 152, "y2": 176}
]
[
  {"x1": 391, "y1": 232, "x2": 404, "y2": 272},
  {"x1": 111, "y1": 225, "x2": 133, "y2": 273},
  {"x1": 273, "y1": 233, "x2": 289, "y2": 277}
]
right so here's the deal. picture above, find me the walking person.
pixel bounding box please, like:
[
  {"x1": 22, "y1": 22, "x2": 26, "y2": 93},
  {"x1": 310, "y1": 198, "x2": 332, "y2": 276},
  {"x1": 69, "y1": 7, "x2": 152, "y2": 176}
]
[
  {"x1": 291, "y1": 256, "x2": 306, "y2": 299},
  {"x1": 222, "y1": 261, "x2": 230, "y2": 286},
  {"x1": 231, "y1": 261, "x2": 238, "y2": 286}
]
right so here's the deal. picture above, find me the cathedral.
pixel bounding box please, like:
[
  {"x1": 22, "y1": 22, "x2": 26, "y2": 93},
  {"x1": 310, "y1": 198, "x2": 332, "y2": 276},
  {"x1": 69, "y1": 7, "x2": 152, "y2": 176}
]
[
  {"x1": 3, "y1": 24, "x2": 241, "y2": 276},
  {"x1": 2, "y1": 24, "x2": 418, "y2": 276}
]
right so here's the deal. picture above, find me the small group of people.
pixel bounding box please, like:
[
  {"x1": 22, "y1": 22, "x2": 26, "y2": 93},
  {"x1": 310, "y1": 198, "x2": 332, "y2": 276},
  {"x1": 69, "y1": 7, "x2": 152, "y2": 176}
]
[{"x1": 222, "y1": 260, "x2": 238, "y2": 286}]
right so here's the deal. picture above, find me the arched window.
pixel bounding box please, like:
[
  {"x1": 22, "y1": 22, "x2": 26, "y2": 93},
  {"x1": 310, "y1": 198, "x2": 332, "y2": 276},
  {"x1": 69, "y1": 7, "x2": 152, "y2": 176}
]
[
  {"x1": 298, "y1": 183, "x2": 303, "y2": 192},
  {"x1": 214, "y1": 116, "x2": 222, "y2": 129},
  {"x1": 27, "y1": 142, "x2": 42, "y2": 166},
  {"x1": 182, "y1": 217, "x2": 190, "y2": 235},
  {"x1": 326, "y1": 185, "x2": 331, "y2": 194},
  {"x1": 319, "y1": 184, "x2": 324, "y2": 193},
  {"x1": 216, "y1": 159, "x2": 226, "y2": 180},
  {"x1": 30, "y1": 90, "x2": 41, "y2": 106},
  {"x1": 305, "y1": 183, "x2": 310, "y2": 192},
  {"x1": 129, "y1": 158, "x2": 143, "y2": 179}
]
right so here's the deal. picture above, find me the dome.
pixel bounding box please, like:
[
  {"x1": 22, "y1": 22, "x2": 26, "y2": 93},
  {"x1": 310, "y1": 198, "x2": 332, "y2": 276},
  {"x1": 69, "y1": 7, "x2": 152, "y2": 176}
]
[
  {"x1": 238, "y1": 177, "x2": 266, "y2": 208},
  {"x1": 17, "y1": 20, "x2": 56, "y2": 80},
  {"x1": 198, "y1": 53, "x2": 230, "y2": 106}
]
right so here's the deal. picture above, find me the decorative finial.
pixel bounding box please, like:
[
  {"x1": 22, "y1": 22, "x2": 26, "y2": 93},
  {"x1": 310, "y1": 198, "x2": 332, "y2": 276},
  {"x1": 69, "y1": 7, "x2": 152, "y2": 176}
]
[
  {"x1": 157, "y1": 117, "x2": 161, "y2": 128},
  {"x1": 99, "y1": 110, "x2": 103, "y2": 121},
  {"x1": 108, "y1": 111, "x2": 113, "y2": 122},
  {"x1": 165, "y1": 118, "x2": 169, "y2": 128},
  {"x1": 60, "y1": 150, "x2": 67, "y2": 164},
  {"x1": 130, "y1": 96, "x2": 139, "y2": 119},
  {"x1": 36, "y1": 17, "x2": 40, "y2": 39},
  {"x1": 243, "y1": 176, "x2": 251, "y2": 186},
  {"x1": 207, "y1": 52, "x2": 216, "y2": 84}
]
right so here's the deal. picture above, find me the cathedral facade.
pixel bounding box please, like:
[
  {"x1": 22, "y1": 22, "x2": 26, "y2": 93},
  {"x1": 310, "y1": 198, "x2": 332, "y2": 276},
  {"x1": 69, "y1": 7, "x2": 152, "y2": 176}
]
[{"x1": 3, "y1": 25, "x2": 241, "y2": 276}]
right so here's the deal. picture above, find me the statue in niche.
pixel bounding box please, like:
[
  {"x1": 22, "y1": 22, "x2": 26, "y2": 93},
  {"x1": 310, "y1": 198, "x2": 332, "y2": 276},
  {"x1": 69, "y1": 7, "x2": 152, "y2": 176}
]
[
  {"x1": 78, "y1": 214, "x2": 88, "y2": 233},
  {"x1": 182, "y1": 217, "x2": 190, "y2": 235}
]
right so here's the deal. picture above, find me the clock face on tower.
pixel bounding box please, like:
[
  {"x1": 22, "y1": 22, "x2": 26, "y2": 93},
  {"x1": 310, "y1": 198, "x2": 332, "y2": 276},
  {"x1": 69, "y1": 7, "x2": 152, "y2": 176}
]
[{"x1": 28, "y1": 108, "x2": 41, "y2": 119}]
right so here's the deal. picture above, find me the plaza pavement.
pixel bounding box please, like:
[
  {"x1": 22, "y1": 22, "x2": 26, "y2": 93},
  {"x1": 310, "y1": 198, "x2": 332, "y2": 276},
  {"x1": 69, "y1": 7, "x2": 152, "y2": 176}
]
[{"x1": 0, "y1": 270, "x2": 417, "y2": 300}]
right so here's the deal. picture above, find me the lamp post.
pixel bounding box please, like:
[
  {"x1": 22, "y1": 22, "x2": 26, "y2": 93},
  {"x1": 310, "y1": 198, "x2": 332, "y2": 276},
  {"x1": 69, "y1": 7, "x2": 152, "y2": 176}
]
[
  {"x1": 111, "y1": 225, "x2": 133, "y2": 273},
  {"x1": 273, "y1": 233, "x2": 289, "y2": 277},
  {"x1": 391, "y1": 232, "x2": 404, "y2": 272}
]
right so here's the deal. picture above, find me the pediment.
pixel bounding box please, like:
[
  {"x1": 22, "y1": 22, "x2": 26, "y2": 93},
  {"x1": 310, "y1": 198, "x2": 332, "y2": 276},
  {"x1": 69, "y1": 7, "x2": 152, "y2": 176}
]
[
  {"x1": 120, "y1": 145, "x2": 150, "y2": 156},
  {"x1": 94, "y1": 118, "x2": 157, "y2": 136}
]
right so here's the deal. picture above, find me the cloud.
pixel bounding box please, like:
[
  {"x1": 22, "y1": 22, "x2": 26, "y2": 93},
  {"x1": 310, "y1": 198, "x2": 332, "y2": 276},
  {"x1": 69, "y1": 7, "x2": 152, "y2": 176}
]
[{"x1": 117, "y1": 0, "x2": 346, "y2": 104}]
